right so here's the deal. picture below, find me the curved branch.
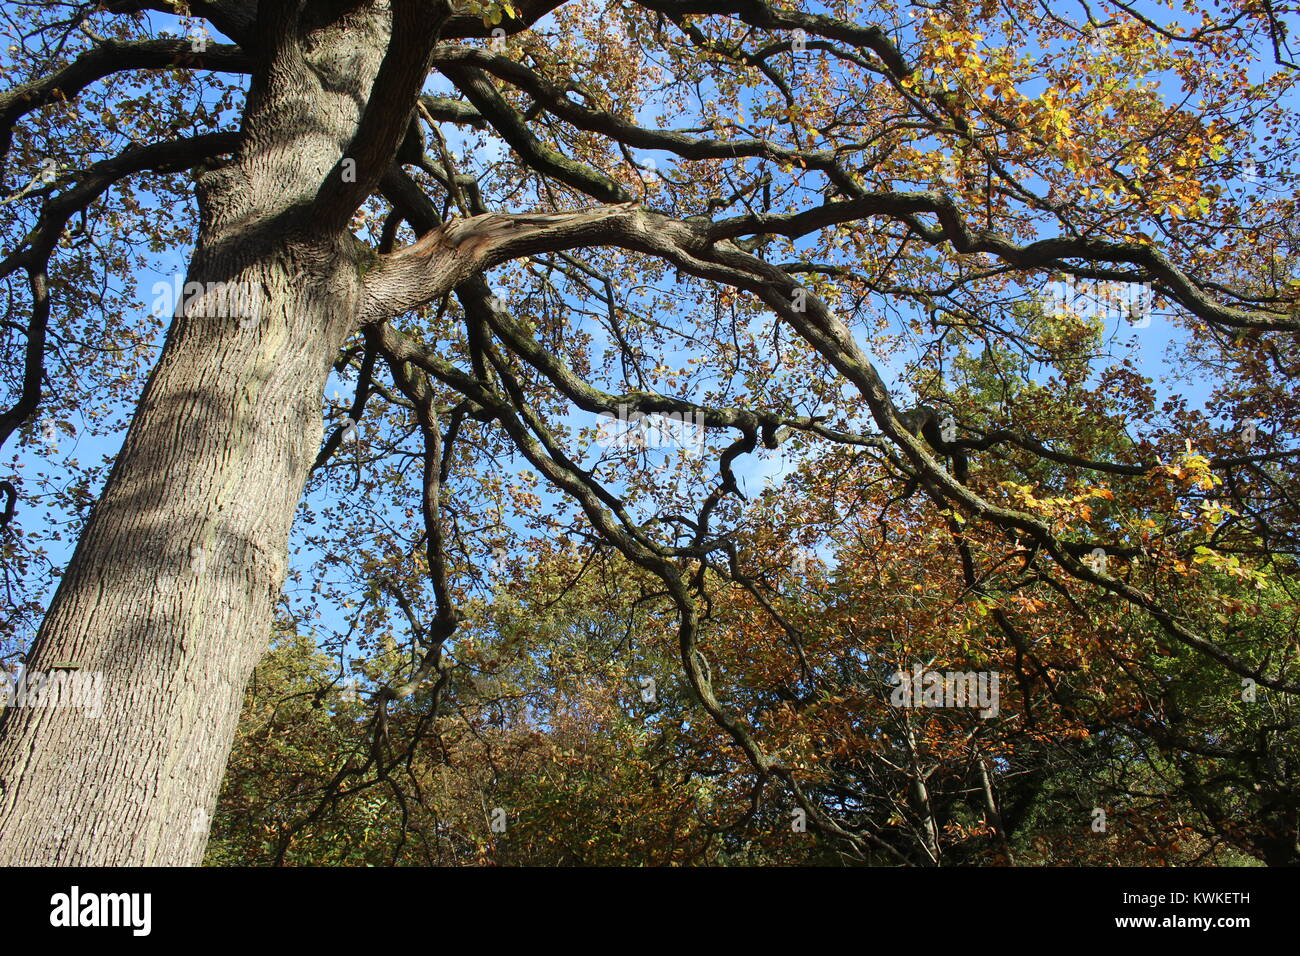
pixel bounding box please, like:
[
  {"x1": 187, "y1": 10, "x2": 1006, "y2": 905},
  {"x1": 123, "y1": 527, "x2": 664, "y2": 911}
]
[
  {"x1": 0, "y1": 39, "x2": 249, "y2": 181},
  {"x1": 1, "y1": 131, "x2": 240, "y2": 278}
]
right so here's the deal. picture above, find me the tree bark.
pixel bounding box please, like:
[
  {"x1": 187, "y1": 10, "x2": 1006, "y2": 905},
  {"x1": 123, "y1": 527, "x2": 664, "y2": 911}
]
[
  {"x1": 0, "y1": 243, "x2": 365, "y2": 865},
  {"x1": 0, "y1": 3, "x2": 395, "y2": 865}
]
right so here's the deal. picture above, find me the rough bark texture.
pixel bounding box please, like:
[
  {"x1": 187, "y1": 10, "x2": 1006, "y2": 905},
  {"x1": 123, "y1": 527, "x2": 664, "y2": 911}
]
[
  {"x1": 0, "y1": 252, "x2": 358, "y2": 865},
  {"x1": 0, "y1": 4, "x2": 394, "y2": 866}
]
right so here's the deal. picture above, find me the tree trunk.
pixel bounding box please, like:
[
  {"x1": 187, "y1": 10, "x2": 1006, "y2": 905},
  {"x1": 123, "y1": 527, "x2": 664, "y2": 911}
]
[
  {"x1": 0, "y1": 244, "x2": 361, "y2": 865},
  {"x1": 0, "y1": 6, "x2": 395, "y2": 865}
]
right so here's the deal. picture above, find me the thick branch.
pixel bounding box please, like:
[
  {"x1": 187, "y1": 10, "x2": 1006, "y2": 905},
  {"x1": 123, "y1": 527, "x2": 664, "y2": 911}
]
[
  {"x1": 312, "y1": 0, "x2": 450, "y2": 231},
  {"x1": 359, "y1": 201, "x2": 650, "y2": 321}
]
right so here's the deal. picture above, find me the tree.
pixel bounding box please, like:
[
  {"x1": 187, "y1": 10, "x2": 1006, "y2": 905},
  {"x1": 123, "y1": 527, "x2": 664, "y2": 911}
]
[
  {"x1": 209, "y1": 556, "x2": 738, "y2": 866},
  {"x1": 0, "y1": 0, "x2": 1297, "y2": 865}
]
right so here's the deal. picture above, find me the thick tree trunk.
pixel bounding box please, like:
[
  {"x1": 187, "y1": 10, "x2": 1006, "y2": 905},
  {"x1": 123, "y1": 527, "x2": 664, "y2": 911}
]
[
  {"x1": 0, "y1": 244, "x2": 360, "y2": 865},
  {"x1": 0, "y1": 4, "x2": 396, "y2": 865}
]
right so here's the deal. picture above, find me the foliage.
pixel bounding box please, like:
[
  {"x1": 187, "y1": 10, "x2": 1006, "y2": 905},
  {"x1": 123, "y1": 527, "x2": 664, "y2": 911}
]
[{"x1": 2, "y1": 0, "x2": 1299, "y2": 864}]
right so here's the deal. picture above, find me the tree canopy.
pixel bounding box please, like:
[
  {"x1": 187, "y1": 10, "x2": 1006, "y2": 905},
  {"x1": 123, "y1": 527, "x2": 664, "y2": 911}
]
[{"x1": 0, "y1": 0, "x2": 1298, "y2": 865}]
